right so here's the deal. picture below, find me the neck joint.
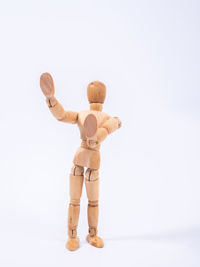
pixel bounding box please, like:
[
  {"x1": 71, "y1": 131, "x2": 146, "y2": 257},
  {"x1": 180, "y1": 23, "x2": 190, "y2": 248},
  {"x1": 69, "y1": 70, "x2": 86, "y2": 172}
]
[{"x1": 90, "y1": 103, "x2": 103, "y2": 111}]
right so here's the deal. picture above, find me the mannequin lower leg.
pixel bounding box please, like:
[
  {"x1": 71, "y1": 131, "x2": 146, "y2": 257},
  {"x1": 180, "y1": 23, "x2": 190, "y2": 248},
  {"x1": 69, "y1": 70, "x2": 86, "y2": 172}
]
[
  {"x1": 68, "y1": 199, "x2": 80, "y2": 238},
  {"x1": 85, "y1": 168, "x2": 104, "y2": 248},
  {"x1": 88, "y1": 200, "x2": 99, "y2": 236}
]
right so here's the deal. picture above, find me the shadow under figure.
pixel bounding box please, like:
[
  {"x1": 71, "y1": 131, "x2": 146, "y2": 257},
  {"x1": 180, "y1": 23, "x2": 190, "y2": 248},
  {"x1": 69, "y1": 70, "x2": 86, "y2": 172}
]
[{"x1": 40, "y1": 73, "x2": 121, "y2": 251}]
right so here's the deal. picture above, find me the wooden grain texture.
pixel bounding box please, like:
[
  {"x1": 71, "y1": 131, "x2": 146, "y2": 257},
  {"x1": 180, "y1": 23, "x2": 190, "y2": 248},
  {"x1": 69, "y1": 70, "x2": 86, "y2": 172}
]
[
  {"x1": 69, "y1": 174, "x2": 83, "y2": 200},
  {"x1": 101, "y1": 117, "x2": 120, "y2": 134},
  {"x1": 66, "y1": 237, "x2": 80, "y2": 251},
  {"x1": 71, "y1": 165, "x2": 84, "y2": 176},
  {"x1": 68, "y1": 165, "x2": 84, "y2": 241},
  {"x1": 87, "y1": 81, "x2": 106, "y2": 104},
  {"x1": 40, "y1": 72, "x2": 55, "y2": 98},
  {"x1": 83, "y1": 114, "x2": 97, "y2": 138},
  {"x1": 40, "y1": 72, "x2": 121, "y2": 251},
  {"x1": 86, "y1": 234, "x2": 104, "y2": 248},
  {"x1": 90, "y1": 103, "x2": 103, "y2": 111},
  {"x1": 46, "y1": 96, "x2": 78, "y2": 123},
  {"x1": 77, "y1": 110, "x2": 109, "y2": 140},
  {"x1": 73, "y1": 147, "x2": 100, "y2": 170},
  {"x1": 85, "y1": 169, "x2": 99, "y2": 201},
  {"x1": 88, "y1": 205, "x2": 99, "y2": 232},
  {"x1": 96, "y1": 127, "x2": 108, "y2": 143},
  {"x1": 68, "y1": 204, "x2": 80, "y2": 234}
]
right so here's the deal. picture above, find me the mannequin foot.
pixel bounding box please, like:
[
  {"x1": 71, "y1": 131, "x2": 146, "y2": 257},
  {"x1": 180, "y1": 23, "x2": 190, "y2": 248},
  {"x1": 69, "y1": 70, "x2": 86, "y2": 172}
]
[
  {"x1": 86, "y1": 234, "x2": 104, "y2": 248},
  {"x1": 66, "y1": 237, "x2": 80, "y2": 251}
]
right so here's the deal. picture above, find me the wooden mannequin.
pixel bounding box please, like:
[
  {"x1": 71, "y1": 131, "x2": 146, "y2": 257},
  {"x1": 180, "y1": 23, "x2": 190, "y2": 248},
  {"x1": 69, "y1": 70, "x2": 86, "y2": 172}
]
[{"x1": 40, "y1": 73, "x2": 121, "y2": 251}]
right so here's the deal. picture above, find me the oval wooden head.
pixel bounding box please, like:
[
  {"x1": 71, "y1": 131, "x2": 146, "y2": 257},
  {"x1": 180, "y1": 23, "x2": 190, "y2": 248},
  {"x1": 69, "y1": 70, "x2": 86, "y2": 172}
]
[
  {"x1": 87, "y1": 81, "x2": 106, "y2": 104},
  {"x1": 83, "y1": 114, "x2": 97, "y2": 138}
]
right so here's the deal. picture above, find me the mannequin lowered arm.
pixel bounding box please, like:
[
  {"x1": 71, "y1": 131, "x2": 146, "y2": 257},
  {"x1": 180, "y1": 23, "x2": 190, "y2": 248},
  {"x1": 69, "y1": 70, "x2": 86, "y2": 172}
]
[{"x1": 85, "y1": 115, "x2": 122, "y2": 148}]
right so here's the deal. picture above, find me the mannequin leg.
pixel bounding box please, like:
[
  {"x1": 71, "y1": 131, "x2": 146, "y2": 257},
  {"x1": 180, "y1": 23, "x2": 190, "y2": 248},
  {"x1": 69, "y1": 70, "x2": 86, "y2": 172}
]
[
  {"x1": 66, "y1": 165, "x2": 84, "y2": 251},
  {"x1": 85, "y1": 168, "x2": 104, "y2": 248}
]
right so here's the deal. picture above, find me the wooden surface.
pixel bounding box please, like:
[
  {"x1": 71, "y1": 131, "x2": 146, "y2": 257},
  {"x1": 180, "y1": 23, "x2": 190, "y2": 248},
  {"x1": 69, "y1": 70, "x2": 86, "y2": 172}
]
[
  {"x1": 87, "y1": 81, "x2": 106, "y2": 104},
  {"x1": 83, "y1": 114, "x2": 98, "y2": 138},
  {"x1": 40, "y1": 72, "x2": 121, "y2": 250}
]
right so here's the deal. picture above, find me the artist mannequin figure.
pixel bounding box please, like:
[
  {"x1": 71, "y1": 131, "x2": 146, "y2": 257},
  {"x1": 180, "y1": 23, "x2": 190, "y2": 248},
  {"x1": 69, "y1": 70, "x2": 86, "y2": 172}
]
[{"x1": 40, "y1": 73, "x2": 121, "y2": 251}]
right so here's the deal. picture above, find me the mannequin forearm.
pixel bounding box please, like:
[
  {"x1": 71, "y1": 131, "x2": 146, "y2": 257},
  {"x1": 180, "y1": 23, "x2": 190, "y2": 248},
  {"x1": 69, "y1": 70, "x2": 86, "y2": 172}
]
[
  {"x1": 101, "y1": 117, "x2": 121, "y2": 134},
  {"x1": 96, "y1": 117, "x2": 121, "y2": 143},
  {"x1": 46, "y1": 96, "x2": 78, "y2": 124}
]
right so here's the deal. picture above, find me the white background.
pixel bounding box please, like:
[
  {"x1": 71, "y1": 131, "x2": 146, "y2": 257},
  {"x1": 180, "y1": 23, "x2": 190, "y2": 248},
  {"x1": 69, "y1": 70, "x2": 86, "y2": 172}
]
[{"x1": 0, "y1": 0, "x2": 200, "y2": 266}]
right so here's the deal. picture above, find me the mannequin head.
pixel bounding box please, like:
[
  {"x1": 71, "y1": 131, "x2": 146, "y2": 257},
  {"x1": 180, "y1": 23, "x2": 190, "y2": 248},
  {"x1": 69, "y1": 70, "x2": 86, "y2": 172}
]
[
  {"x1": 87, "y1": 81, "x2": 106, "y2": 111},
  {"x1": 87, "y1": 81, "x2": 106, "y2": 103}
]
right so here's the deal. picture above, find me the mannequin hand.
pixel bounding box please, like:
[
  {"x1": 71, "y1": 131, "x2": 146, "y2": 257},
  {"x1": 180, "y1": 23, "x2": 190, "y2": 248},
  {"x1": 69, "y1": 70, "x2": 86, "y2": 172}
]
[
  {"x1": 40, "y1": 72, "x2": 55, "y2": 98},
  {"x1": 114, "y1": 117, "x2": 122, "y2": 128}
]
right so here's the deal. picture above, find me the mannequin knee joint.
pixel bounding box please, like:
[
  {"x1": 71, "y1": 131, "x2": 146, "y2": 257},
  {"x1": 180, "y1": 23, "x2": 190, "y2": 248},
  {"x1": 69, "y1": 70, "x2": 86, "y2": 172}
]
[
  {"x1": 71, "y1": 165, "x2": 84, "y2": 176},
  {"x1": 85, "y1": 168, "x2": 99, "y2": 181}
]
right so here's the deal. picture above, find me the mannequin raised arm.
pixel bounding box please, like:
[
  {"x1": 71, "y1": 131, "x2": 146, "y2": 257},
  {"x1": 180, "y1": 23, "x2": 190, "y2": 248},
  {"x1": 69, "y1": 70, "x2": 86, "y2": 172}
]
[{"x1": 40, "y1": 73, "x2": 78, "y2": 124}]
